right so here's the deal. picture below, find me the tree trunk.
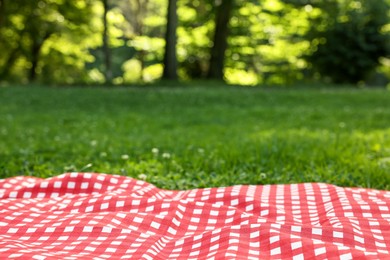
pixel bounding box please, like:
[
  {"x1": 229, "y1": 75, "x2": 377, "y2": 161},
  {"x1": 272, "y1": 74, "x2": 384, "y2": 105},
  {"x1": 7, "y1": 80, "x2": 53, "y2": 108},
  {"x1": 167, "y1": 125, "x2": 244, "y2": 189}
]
[
  {"x1": 0, "y1": 0, "x2": 5, "y2": 29},
  {"x1": 136, "y1": 0, "x2": 148, "y2": 81},
  {"x1": 28, "y1": 32, "x2": 52, "y2": 82},
  {"x1": 0, "y1": 47, "x2": 19, "y2": 79},
  {"x1": 207, "y1": 0, "x2": 234, "y2": 80},
  {"x1": 102, "y1": 0, "x2": 112, "y2": 83},
  {"x1": 162, "y1": 0, "x2": 178, "y2": 80},
  {"x1": 29, "y1": 41, "x2": 40, "y2": 82}
]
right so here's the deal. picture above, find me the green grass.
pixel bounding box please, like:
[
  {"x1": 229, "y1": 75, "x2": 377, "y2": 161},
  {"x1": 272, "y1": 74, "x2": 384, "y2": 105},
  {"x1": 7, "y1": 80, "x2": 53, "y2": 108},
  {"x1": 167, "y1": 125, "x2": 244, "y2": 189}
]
[{"x1": 0, "y1": 85, "x2": 389, "y2": 190}]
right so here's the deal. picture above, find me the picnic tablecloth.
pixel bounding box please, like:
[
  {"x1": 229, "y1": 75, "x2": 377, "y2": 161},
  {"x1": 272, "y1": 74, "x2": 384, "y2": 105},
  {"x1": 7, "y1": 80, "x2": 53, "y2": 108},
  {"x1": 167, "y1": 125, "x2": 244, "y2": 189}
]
[{"x1": 0, "y1": 173, "x2": 389, "y2": 259}]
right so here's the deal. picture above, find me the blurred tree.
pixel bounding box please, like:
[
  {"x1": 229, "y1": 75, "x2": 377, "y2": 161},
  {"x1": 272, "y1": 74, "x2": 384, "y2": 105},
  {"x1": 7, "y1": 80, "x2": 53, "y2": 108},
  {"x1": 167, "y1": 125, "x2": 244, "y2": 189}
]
[
  {"x1": 108, "y1": 0, "x2": 168, "y2": 83},
  {"x1": 176, "y1": 0, "x2": 214, "y2": 79},
  {"x1": 0, "y1": 0, "x2": 99, "y2": 84},
  {"x1": 223, "y1": 0, "x2": 315, "y2": 85},
  {"x1": 0, "y1": 0, "x2": 4, "y2": 29},
  {"x1": 115, "y1": 0, "x2": 150, "y2": 81},
  {"x1": 304, "y1": 0, "x2": 390, "y2": 84},
  {"x1": 207, "y1": 0, "x2": 234, "y2": 80},
  {"x1": 0, "y1": 0, "x2": 387, "y2": 85},
  {"x1": 163, "y1": 0, "x2": 178, "y2": 80},
  {"x1": 102, "y1": 0, "x2": 112, "y2": 83}
]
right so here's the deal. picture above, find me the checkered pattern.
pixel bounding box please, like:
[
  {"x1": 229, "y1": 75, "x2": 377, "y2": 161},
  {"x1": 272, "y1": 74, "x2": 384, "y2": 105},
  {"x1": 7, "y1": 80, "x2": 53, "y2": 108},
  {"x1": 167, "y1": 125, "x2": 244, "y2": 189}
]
[{"x1": 0, "y1": 173, "x2": 389, "y2": 259}]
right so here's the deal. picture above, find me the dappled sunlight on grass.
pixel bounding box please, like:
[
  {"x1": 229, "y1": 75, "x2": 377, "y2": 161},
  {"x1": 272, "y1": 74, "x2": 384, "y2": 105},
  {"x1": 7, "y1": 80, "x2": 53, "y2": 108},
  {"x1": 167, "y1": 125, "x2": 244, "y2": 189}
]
[
  {"x1": 0, "y1": 86, "x2": 389, "y2": 190},
  {"x1": 248, "y1": 127, "x2": 390, "y2": 187}
]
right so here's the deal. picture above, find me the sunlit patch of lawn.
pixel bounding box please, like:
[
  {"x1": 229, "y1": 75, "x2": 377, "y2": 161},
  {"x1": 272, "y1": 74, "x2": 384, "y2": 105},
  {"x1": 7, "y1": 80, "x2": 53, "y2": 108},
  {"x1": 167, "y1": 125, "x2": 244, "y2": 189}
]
[{"x1": 0, "y1": 85, "x2": 389, "y2": 190}]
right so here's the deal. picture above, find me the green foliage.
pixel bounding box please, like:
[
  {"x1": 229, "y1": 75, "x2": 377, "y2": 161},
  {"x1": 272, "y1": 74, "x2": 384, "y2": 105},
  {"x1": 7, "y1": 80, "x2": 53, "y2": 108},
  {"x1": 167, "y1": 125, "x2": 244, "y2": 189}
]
[
  {"x1": 305, "y1": 0, "x2": 390, "y2": 84},
  {"x1": 177, "y1": 0, "x2": 214, "y2": 79},
  {"x1": 226, "y1": 0, "x2": 316, "y2": 85},
  {"x1": 0, "y1": 0, "x2": 100, "y2": 84},
  {"x1": 1, "y1": 85, "x2": 389, "y2": 190},
  {"x1": 0, "y1": 0, "x2": 388, "y2": 85}
]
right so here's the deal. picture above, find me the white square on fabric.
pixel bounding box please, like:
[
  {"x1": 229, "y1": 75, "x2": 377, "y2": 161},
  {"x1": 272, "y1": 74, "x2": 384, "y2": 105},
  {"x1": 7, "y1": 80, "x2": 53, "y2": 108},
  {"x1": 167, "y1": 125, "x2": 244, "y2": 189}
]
[
  {"x1": 9, "y1": 191, "x2": 18, "y2": 198},
  {"x1": 293, "y1": 254, "x2": 304, "y2": 260},
  {"x1": 210, "y1": 235, "x2": 220, "y2": 243},
  {"x1": 54, "y1": 181, "x2": 62, "y2": 188},
  {"x1": 250, "y1": 231, "x2": 260, "y2": 239},
  {"x1": 94, "y1": 183, "x2": 102, "y2": 189},
  {"x1": 40, "y1": 182, "x2": 49, "y2": 188},
  {"x1": 105, "y1": 248, "x2": 117, "y2": 253},
  {"x1": 64, "y1": 226, "x2": 74, "y2": 232},
  {"x1": 83, "y1": 226, "x2": 93, "y2": 232},
  {"x1": 45, "y1": 227, "x2": 55, "y2": 233},
  {"x1": 291, "y1": 241, "x2": 302, "y2": 250},
  {"x1": 270, "y1": 236, "x2": 279, "y2": 244},
  {"x1": 67, "y1": 182, "x2": 76, "y2": 189},
  {"x1": 208, "y1": 218, "x2": 217, "y2": 224},
  {"x1": 333, "y1": 231, "x2": 343, "y2": 238},
  {"x1": 101, "y1": 226, "x2": 112, "y2": 233},
  {"x1": 270, "y1": 247, "x2": 281, "y2": 256},
  {"x1": 133, "y1": 217, "x2": 143, "y2": 223},
  {"x1": 100, "y1": 203, "x2": 109, "y2": 210},
  {"x1": 314, "y1": 247, "x2": 326, "y2": 256},
  {"x1": 340, "y1": 253, "x2": 352, "y2": 260},
  {"x1": 210, "y1": 243, "x2": 219, "y2": 251},
  {"x1": 312, "y1": 228, "x2": 322, "y2": 235},
  {"x1": 26, "y1": 228, "x2": 37, "y2": 233},
  {"x1": 81, "y1": 182, "x2": 89, "y2": 189},
  {"x1": 194, "y1": 209, "x2": 202, "y2": 214},
  {"x1": 354, "y1": 236, "x2": 364, "y2": 244},
  {"x1": 150, "y1": 221, "x2": 160, "y2": 229}
]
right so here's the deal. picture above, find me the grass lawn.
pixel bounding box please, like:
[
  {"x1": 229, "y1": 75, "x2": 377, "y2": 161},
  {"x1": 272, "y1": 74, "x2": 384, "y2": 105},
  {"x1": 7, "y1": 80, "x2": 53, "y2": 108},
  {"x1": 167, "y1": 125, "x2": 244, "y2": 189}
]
[{"x1": 0, "y1": 85, "x2": 389, "y2": 190}]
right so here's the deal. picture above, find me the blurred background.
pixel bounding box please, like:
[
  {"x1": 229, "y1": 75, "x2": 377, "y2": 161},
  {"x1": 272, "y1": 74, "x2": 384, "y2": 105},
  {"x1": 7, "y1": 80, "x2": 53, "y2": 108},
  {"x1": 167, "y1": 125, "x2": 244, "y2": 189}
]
[{"x1": 0, "y1": 0, "x2": 389, "y2": 86}]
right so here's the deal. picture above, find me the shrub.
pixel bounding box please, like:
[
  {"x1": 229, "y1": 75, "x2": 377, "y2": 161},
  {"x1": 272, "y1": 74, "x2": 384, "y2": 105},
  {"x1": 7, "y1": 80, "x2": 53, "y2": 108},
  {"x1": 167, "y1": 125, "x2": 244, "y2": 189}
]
[{"x1": 305, "y1": 0, "x2": 389, "y2": 84}]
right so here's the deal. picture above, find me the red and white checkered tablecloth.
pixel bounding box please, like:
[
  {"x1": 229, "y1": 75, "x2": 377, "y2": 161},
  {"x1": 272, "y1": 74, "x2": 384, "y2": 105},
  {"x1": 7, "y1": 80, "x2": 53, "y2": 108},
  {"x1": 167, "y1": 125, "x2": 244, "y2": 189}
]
[{"x1": 0, "y1": 173, "x2": 389, "y2": 259}]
